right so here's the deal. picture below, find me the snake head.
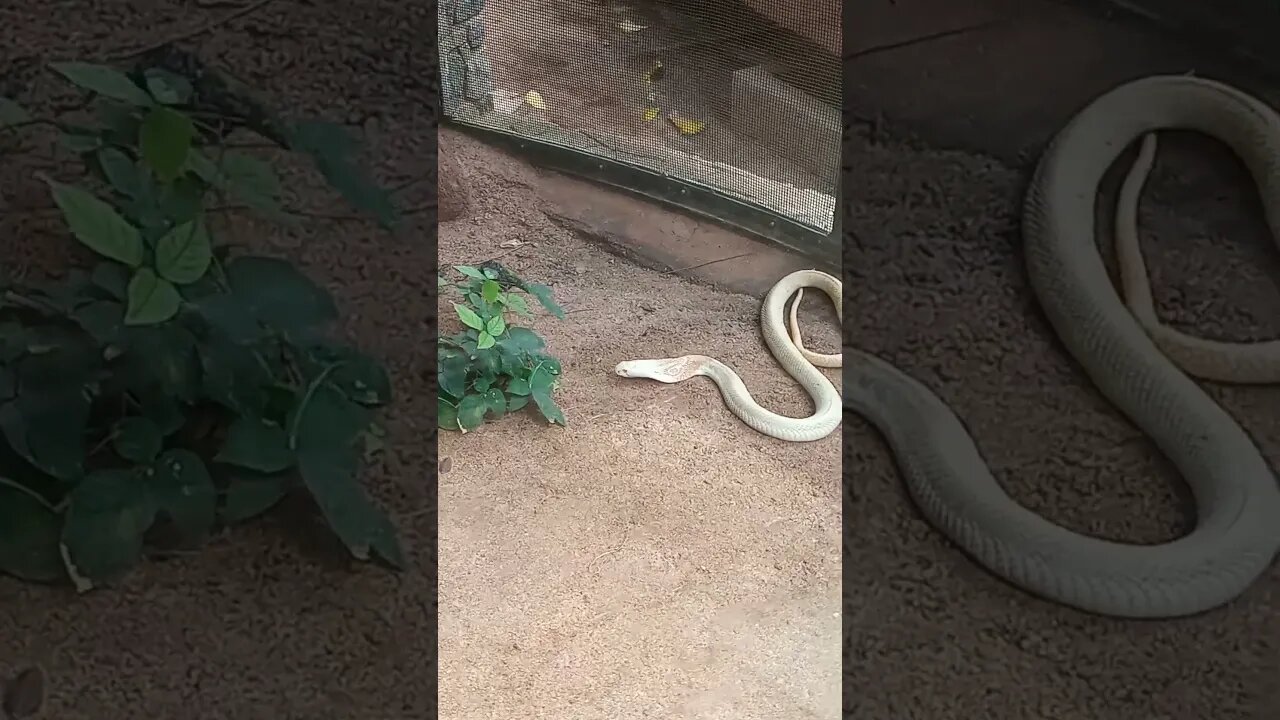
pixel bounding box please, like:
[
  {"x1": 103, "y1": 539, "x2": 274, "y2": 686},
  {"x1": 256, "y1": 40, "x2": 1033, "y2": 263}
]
[{"x1": 614, "y1": 357, "x2": 707, "y2": 383}]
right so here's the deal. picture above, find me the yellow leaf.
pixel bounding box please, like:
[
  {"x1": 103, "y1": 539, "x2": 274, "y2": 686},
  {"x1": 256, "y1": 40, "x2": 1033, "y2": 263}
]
[
  {"x1": 525, "y1": 90, "x2": 547, "y2": 110},
  {"x1": 668, "y1": 114, "x2": 705, "y2": 135},
  {"x1": 642, "y1": 107, "x2": 659, "y2": 122}
]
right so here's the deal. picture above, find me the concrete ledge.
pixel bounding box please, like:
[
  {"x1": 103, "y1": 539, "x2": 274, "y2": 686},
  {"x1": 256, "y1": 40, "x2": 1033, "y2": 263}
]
[{"x1": 533, "y1": 171, "x2": 831, "y2": 299}]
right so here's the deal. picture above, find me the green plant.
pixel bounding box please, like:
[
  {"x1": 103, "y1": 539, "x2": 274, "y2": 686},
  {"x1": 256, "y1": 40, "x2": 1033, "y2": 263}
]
[
  {"x1": 437, "y1": 262, "x2": 567, "y2": 431},
  {"x1": 0, "y1": 58, "x2": 404, "y2": 590}
]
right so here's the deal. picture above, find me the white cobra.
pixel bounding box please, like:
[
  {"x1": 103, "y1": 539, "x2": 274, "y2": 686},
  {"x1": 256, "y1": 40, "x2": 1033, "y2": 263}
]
[{"x1": 615, "y1": 269, "x2": 842, "y2": 442}]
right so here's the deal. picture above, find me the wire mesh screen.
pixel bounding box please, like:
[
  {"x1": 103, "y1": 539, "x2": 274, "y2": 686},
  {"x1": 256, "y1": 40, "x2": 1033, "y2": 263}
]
[{"x1": 439, "y1": 0, "x2": 841, "y2": 236}]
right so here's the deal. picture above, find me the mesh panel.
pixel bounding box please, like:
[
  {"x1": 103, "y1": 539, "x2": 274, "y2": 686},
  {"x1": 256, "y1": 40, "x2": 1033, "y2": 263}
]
[{"x1": 440, "y1": 0, "x2": 841, "y2": 235}]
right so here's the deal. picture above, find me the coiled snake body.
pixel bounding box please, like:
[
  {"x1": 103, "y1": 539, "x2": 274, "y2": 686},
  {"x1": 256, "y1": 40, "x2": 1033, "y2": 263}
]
[
  {"x1": 615, "y1": 269, "x2": 842, "y2": 443},
  {"x1": 853, "y1": 75, "x2": 1280, "y2": 618}
]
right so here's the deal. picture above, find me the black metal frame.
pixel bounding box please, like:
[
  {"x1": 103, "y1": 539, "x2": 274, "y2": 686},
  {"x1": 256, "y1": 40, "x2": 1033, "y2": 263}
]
[{"x1": 447, "y1": 120, "x2": 841, "y2": 273}]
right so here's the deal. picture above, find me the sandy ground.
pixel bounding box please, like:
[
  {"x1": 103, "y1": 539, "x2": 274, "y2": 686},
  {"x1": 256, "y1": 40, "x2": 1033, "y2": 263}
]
[
  {"x1": 844, "y1": 120, "x2": 1280, "y2": 716},
  {"x1": 437, "y1": 128, "x2": 842, "y2": 719},
  {"x1": 1, "y1": 3, "x2": 439, "y2": 718}
]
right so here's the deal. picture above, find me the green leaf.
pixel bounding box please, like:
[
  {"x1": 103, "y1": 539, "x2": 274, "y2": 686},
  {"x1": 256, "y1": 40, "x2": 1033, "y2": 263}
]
[
  {"x1": 44, "y1": 179, "x2": 144, "y2": 266},
  {"x1": 157, "y1": 176, "x2": 205, "y2": 228},
  {"x1": 481, "y1": 279, "x2": 501, "y2": 303},
  {"x1": 220, "y1": 152, "x2": 283, "y2": 212},
  {"x1": 504, "y1": 293, "x2": 532, "y2": 317},
  {"x1": 482, "y1": 267, "x2": 499, "y2": 279},
  {"x1": 225, "y1": 256, "x2": 338, "y2": 333},
  {"x1": 454, "y1": 303, "x2": 484, "y2": 330},
  {"x1": 146, "y1": 449, "x2": 216, "y2": 540},
  {"x1": 507, "y1": 376, "x2": 532, "y2": 396},
  {"x1": 507, "y1": 394, "x2": 531, "y2": 412},
  {"x1": 154, "y1": 218, "x2": 211, "y2": 284},
  {"x1": 455, "y1": 265, "x2": 485, "y2": 279},
  {"x1": 142, "y1": 68, "x2": 193, "y2": 105},
  {"x1": 525, "y1": 283, "x2": 565, "y2": 318},
  {"x1": 72, "y1": 300, "x2": 124, "y2": 345},
  {"x1": 297, "y1": 445, "x2": 405, "y2": 567},
  {"x1": 113, "y1": 416, "x2": 163, "y2": 463},
  {"x1": 0, "y1": 97, "x2": 31, "y2": 127},
  {"x1": 1, "y1": 385, "x2": 89, "y2": 482},
  {"x1": 485, "y1": 316, "x2": 506, "y2": 336},
  {"x1": 290, "y1": 382, "x2": 370, "y2": 451},
  {"x1": 457, "y1": 393, "x2": 488, "y2": 430},
  {"x1": 59, "y1": 131, "x2": 102, "y2": 153},
  {"x1": 438, "y1": 398, "x2": 460, "y2": 430},
  {"x1": 503, "y1": 327, "x2": 546, "y2": 354},
  {"x1": 481, "y1": 388, "x2": 506, "y2": 420},
  {"x1": 216, "y1": 415, "x2": 294, "y2": 473},
  {"x1": 310, "y1": 346, "x2": 392, "y2": 406},
  {"x1": 0, "y1": 483, "x2": 64, "y2": 582},
  {"x1": 530, "y1": 364, "x2": 557, "y2": 394},
  {"x1": 96, "y1": 100, "x2": 142, "y2": 146},
  {"x1": 49, "y1": 62, "x2": 153, "y2": 106},
  {"x1": 135, "y1": 386, "x2": 185, "y2": 437},
  {"x1": 476, "y1": 331, "x2": 495, "y2": 350},
  {"x1": 438, "y1": 353, "x2": 468, "y2": 399},
  {"x1": 531, "y1": 389, "x2": 567, "y2": 426},
  {"x1": 198, "y1": 334, "x2": 274, "y2": 413},
  {"x1": 90, "y1": 261, "x2": 130, "y2": 299},
  {"x1": 118, "y1": 324, "x2": 201, "y2": 402},
  {"x1": 139, "y1": 106, "x2": 195, "y2": 181},
  {"x1": 60, "y1": 469, "x2": 156, "y2": 591},
  {"x1": 288, "y1": 120, "x2": 399, "y2": 229},
  {"x1": 190, "y1": 292, "x2": 265, "y2": 345},
  {"x1": 221, "y1": 472, "x2": 292, "y2": 524},
  {"x1": 124, "y1": 267, "x2": 181, "y2": 325},
  {"x1": 96, "y1": 147, "x2": 141, "y2": 197}
]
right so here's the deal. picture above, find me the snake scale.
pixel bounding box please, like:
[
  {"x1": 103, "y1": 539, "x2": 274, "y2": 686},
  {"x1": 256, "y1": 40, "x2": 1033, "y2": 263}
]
[{"x1": 851, "y1": 75, "x2": 1280, "y2": 618}]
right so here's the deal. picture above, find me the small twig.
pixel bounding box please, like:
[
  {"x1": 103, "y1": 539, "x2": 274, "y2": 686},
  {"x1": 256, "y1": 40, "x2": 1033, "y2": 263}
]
[
  {"x1": 106, "y1": 0, "x2": 283, "y2": 60},
  {"x1": 0, "y1": 477, "x2": 60, "y2": 513},
  {"x1": 659, "y1": 251, "x2": 753, "y2": 275},
  {"x1": 586, "y1": 528, "x2": 630, "y2": 571},
  {"x1": 3, "y1": 290, "x2": 64, "y2": 316},
  {"x1": 844, "y1": 19, "x2": 1007, "y2": 62}
]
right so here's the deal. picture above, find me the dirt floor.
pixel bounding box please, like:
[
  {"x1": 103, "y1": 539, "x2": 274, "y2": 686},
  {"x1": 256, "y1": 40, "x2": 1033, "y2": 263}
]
[
  {"x1": 845, "y1": 47, "x2": 1280, "y2": 720},
  {"x1": 1, "y1": 2, "x2": 438, "y2": 718},
  {"x1": 437, "y1": 127, "x2": 842, "y2": 719}
]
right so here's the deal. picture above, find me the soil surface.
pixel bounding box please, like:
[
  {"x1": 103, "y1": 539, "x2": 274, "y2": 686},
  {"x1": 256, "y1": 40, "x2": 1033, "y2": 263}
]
[
  {"x1": 437, "y1": 127, "x2": 842, "y2": 719},
  {"x1": 845, "y1": 77, "x2": 1280, "y2": 720},
  {"x1": 1, "y1": 3, "x2": 436, "y2": 718}
]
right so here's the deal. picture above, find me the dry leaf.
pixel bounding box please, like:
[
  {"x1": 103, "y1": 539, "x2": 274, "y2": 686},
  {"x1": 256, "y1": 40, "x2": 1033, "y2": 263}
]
[
  {"x1": 489, "y1": 89, "x2": 523, "y2": 114},
  {"x1": 642, "y1": 107, "x2": 659, "y2": 122},
  {"x1": 667, "y1": 114, "x2": 705, "y2": 135},
  {"x1": 618, "y1": 19, "x2": 648, "y2": 32},
  {"x1": 524, "y1": 90, "x2": 548, "y2": 110},
  {"x1": 441, "y1": 456, "x2": 453, "y2": 474},
  {"x1": 500, "y1": 239, "x2": 526, "y2": 249},
  {"x1": 3, "y1": 666, "x2": 46, "y2": 719}
]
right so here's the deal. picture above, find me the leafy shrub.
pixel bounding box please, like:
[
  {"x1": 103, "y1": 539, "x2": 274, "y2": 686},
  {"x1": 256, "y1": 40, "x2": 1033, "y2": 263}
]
[
  {"x1": 0, "y1": 57, "x2": 403, "y2": 590},
  {"x1": 437, "y1": 262, "x2": 566, "y2": 431}
]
